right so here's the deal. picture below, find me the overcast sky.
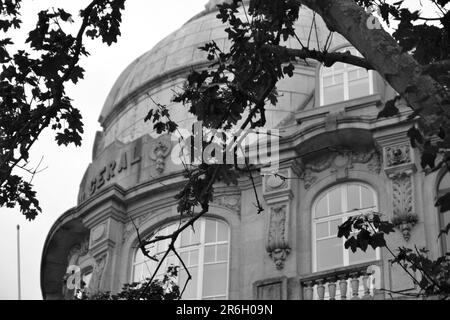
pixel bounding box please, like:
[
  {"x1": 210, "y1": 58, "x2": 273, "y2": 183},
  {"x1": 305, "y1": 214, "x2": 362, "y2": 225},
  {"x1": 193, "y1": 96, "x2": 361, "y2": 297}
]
[{"x1": 0, "y1": 0, "x2": 207, "y2": 300}]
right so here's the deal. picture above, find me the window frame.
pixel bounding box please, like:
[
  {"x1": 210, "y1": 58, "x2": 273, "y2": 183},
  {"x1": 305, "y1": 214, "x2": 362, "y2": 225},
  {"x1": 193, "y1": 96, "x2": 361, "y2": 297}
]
[
  {"x1": 319, "y1": 47, "x2": 374, "y2": 107},
  {"x1": 131, "y1": 218, "x2": 231, "y2": 300},
  {"x1": 312, "y1": 182, "x2": 381, "y2": 273}
]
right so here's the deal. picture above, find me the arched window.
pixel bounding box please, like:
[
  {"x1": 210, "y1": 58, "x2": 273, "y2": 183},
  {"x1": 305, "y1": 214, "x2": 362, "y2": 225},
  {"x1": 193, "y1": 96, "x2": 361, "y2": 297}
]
[
  {"x1": 132, "y1": 218, "x2": 230, "y2": 300},
  {"x1": 312, "y1": 183, "x2": 379, "y2": 272},
  {"x1": 320, "y1": 47, "x2": 373, "y2": 106},
  {"x1": 437, "y1": 173, "x2": 450, "y2": 253}
]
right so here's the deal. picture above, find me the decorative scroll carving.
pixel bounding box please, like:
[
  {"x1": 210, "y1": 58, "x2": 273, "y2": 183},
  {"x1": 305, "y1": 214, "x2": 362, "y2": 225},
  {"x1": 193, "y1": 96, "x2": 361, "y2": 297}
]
[
  {"x1": 301, "y1": 150, "x2": 381, "y2": 189},
  {"x1": 266, "y1": 204, "x2": 290, "y2": 270},
  {"x1": 149, "y1": 135, "x2": 172, "y2": 174},
  {"x1": 384, "y1": 144, "x2": 412, "y2": 168}
]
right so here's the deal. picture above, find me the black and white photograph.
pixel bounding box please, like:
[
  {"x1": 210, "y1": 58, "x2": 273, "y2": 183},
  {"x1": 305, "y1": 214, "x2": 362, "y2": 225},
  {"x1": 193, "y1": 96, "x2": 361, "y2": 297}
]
[{"x1": 0, "y1": 0, "x2": 449, "y2": 310}]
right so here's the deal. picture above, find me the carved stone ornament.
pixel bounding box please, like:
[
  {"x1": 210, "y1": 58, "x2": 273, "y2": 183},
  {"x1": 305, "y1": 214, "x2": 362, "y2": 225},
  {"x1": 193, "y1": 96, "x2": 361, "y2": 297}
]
[
  {"x1": 149, "y1": 135, "x2": 172, "y2": 174},
  {"x1": 265, "y1": 170, "x2": 289, "y2": 193},
  {"x1": 91, "y1": 223, "x2": 107, "y2": 246},
  {"x1": 392, "y1": 213, "x2": 419, "y2": 242},
  {"x1": 301, "y1": 150, "x2": 381, "y2": 189},
  {"x1": 382, "y1": 139, "x2": 418, "y2": 242},
  {"x1": 213, "y1": 194, "x2": 241, "y2": 212},
  {"x1": 392, "y1": 172, "x2": 413, "y2": 217},
  {"x1": 384, "y1": 144, "x2": 412, "y2": 168},
  {"x1": 266, "y1": 204, "x2": 290, "y2": 270},
  {"x1": 89, "y1": 253, "x2": 108, "y2": 294}
]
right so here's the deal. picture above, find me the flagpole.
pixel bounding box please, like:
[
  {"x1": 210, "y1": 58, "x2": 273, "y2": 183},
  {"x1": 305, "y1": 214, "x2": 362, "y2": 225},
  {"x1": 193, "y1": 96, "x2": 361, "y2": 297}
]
[{"x1": 17, "y1": 225, "x2": 21, "y2": 300}]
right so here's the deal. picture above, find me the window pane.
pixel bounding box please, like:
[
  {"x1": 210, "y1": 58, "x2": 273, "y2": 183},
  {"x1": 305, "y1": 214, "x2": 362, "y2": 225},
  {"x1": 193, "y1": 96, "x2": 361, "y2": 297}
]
[
  {"x1": 348, "y1": 69, "x2": 359, "y2": 81},
  {"x1": 440, "y1": 174, "x2": 450, "y2": 191},
  {"x1": 349, "y1": 78, "x2": 370, "y2": 100},
  {"x1": 203, "y1": 263, "x2": 227, "y2": 297},
  {"x1": 348, "y1": 185, "x2": 361, "y2": 211},
  {"x1": 217, "y1": 244, "x2": 228, "y2": 262},
  {"x1": 217, "y1": 221, "x2": 229, "y2": 242},
  {"x1": 180, "y1": 228, "x2": 192, "y2": 247},
  {"x1": 324, "y1": 85, "x2": 345, "y2": 105},
  {"x1": 135, "y1": 249, "x2": 144, "y2": 264},
  {"x1": 204, "y1": 245, "x2": 216, "y2": 264},
  {"x1": 330, "y1": 219, "x2": 342, "y2": 237},
  {"x1": 133, "y1": 218, "x2": 230, "y2": 300},
  {"x1": 205, "y1": 220, "x2": 217, "y2": 244},
  {"x1": 323, "y1": 75, "x2": 333, "y2": 87},
  {"x1": 156, "y1": 237, "x2": 167, "y2": 254},
  {"x1": 315, "y1": 196, "x2": 328, "y2": 218},
  {"x1": 317, "y1": 237, "x2": 343, "y2": 271},
  {"x1": 180, "y1": 252, "x2": 189, "y2": 265},
  {"x1": 189, "y1": 249, "x2": 199, "y2": 267},
  {"x1": 179, "y1": 267, "x2": 198, "y2": 300},
  {"x1": 329, "y1": 188, "x2": 342, "y2": 215},
  {"x1": 334, "y1": 73, "x2": 344, "y2": 84},
  {"x1": 361, "y1": 186, "x2": 375, "y2": 209},
  {"x1": 316, "y1": 222, "x2": 329, "y2": 239},
  {"x1": 133, "y1": 264, "x2": 142, "y2": 283}
]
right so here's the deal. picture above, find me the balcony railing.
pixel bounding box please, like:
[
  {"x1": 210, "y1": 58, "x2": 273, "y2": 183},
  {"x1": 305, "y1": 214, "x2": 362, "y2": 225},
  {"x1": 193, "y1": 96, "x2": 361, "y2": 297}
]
[{"x1": 299, "y1": 261, "x2": 384, "y2": 300}]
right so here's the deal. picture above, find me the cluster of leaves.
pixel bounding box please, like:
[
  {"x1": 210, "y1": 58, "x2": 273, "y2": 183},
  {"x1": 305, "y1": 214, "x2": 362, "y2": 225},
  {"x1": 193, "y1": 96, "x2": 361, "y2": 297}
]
[
  {"x1": 338, "y1": 212, "x2": 396, "y2": 253},
  {"x1": 374, "y1": 0, "x2": 450, "y2": 122},
  {"x1": 367, "y1": 0, "x2": 450, "y2": 239},
  {"x1": 141, "y1": 0, "x2": 450, "y2": 299},
  {"x1": 338, "y1": 212, "x2": 450, "y2": 298},
  {"x1": 80, "y1": 266, "x2": 180, "y2": 300},
  {"x1": 392, "y1": 247, "x2": 450, "y2": 298},
  {"x1": 145, "y1": 0, "x2": 310, "y2": 222},
  {"x1": 0, "y1": 0, "x2": 126, "y2": 220}
]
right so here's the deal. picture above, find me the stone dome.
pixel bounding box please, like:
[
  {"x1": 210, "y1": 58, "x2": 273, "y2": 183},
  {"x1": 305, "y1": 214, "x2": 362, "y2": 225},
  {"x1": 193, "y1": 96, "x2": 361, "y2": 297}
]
[{"x1": 98, "y1": 1, "x2": 345, "y2": 150}]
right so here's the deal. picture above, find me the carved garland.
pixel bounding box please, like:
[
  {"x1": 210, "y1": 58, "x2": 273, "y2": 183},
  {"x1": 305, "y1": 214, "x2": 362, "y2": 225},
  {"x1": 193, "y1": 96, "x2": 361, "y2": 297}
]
[
  {"x1": 383, "y1": 143, "x2": 418, "y2": 242},
  {"x1": 302, "y1": 150, "x2": 382, "y2": 189},
  {"x1": 390, "y1": 171, "x2": 418, "y2": 241},
  {"x1": 266, "y1": 204, "x2": 291, "y2": 270}
]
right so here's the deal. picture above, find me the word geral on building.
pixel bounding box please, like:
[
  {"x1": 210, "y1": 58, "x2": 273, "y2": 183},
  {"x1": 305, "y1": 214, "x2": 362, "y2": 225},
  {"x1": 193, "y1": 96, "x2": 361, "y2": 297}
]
[{"x1": 41, "y1": 1, "x2": 450, "y2": 300}]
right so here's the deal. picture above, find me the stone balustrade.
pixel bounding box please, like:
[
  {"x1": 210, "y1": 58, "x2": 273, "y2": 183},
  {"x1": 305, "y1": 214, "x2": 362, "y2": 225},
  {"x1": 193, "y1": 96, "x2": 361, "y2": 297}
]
[{"x1": 300, "y1": 261, "x2": 383, "y2": 300}]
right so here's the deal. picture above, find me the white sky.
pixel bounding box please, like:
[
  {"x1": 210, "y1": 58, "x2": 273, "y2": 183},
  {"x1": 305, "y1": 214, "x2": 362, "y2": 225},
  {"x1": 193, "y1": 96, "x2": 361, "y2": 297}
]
[{"x1": 0, "y1": 0, "x2": 207, "y2": 300}]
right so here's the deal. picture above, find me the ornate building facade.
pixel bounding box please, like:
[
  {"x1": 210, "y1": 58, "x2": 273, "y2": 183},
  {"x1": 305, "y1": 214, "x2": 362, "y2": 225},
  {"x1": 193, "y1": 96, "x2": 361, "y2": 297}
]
[{"x1": 40, "y1": 1, "x2": 450, "y2": 300}]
